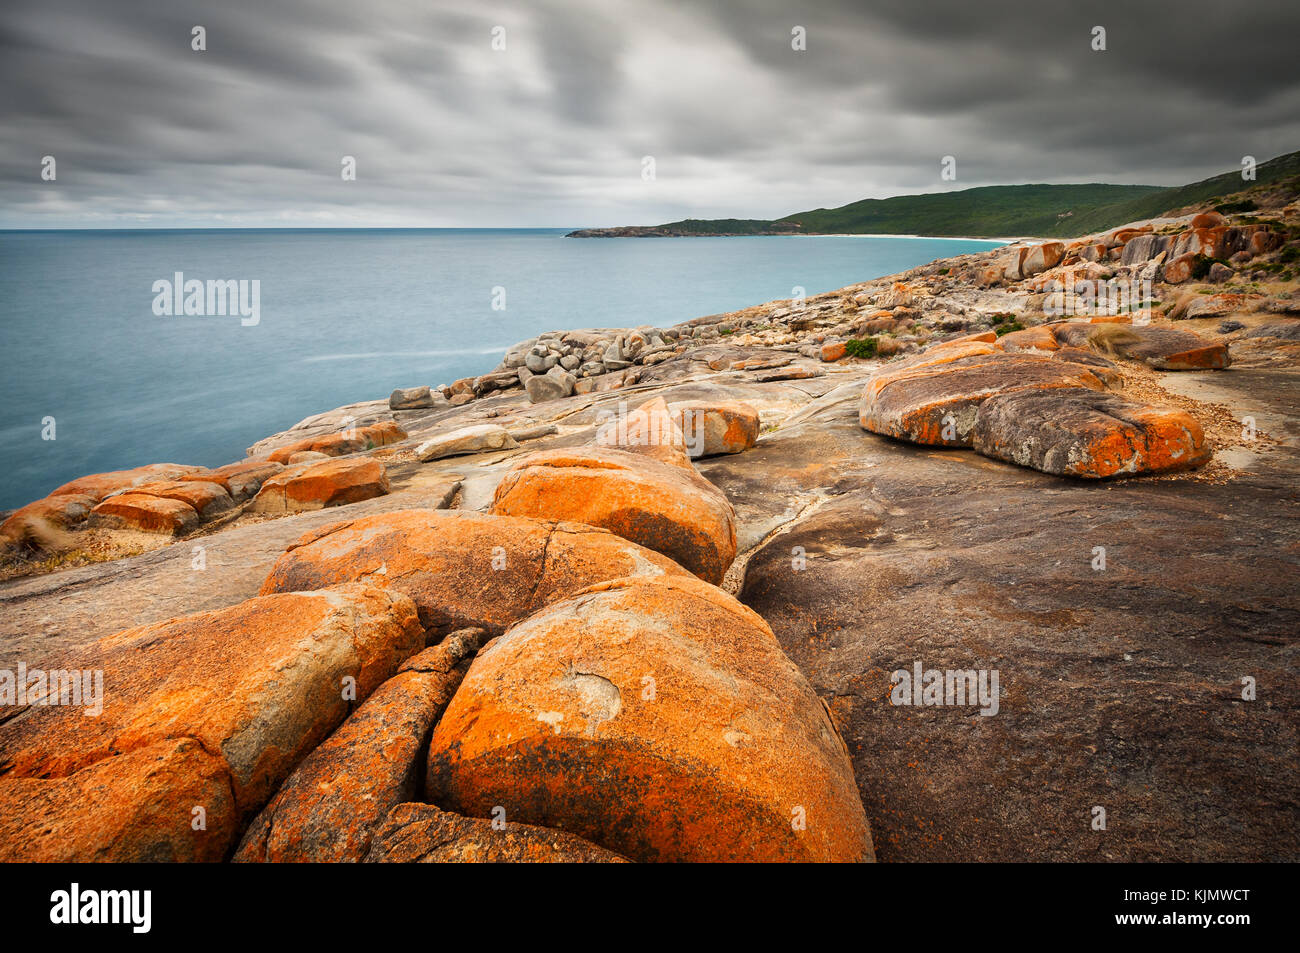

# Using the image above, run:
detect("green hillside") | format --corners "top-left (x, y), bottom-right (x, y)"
top-left (1038, 150), bottom-right (1300, 236)
top-left (578, 150), bottom-right (1300, 239)
top-left (773, 183), bottom-right (1161, 237)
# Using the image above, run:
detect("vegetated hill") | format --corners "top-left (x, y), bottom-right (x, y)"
top-left (567, 150), bottom-right (1300, 238)
top-left (772, 183), bottom-right (1161, 237)
top-left (1045, 149), bottom-right (1300, 236)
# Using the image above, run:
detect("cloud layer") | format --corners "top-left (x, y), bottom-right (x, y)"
top-left (3, 0), bottom-right (1298, 227)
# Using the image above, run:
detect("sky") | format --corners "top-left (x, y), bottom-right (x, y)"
top-left (2, 0), bottom-right (1298, 228)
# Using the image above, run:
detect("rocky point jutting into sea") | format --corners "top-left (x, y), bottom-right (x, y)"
top-left (2, 181), bottom-right (1298, 862)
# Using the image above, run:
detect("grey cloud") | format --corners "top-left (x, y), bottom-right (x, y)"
top-left (1, 0), bottom-right (1297, 228)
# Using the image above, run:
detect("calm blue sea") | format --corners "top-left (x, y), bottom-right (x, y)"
top-left (0, 229), bottom-right (1002, 510)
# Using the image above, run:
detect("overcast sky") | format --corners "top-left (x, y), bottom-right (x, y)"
top-left (2, 0), bottom-right (1298, 228)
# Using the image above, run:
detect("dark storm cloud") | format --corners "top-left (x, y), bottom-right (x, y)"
top-left (1, 0), bottom-right (1297, 227)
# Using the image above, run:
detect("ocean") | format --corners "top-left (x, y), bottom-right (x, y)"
top-left (0, 228), bottom-right (1003, 510)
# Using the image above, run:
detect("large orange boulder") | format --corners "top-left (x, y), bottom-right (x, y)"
top-left (594, 396), bottom-right (691, 468)
top-left (1162, 253), bottom-right (1197, 284)
top-left (88, 492), bottom-right (200, 535)
top-left (116, 479), bottom-right (234, 520)
top-left (260, 510), bottom-right (692, 638)
top-left (426, 575), bottom-right (874, 863)
top-left (859, 352), bottom-right (1107, 447)
top-left (234, 629), bottom-right (482, 863)
top-left (364, 803), bottom-right (629, 863)
top-left (972, 386), bottom-right (1211, 478)
top-left (668, 400), bottom-right (760, 457)
top-left (489, 447), bottom-right (737, 584)
top-left (0, 584), bottom-right (424, 861)
top-left (1021, 241), bottom-right (1066, 276)
top-left (250, 458), bottom-right (389, 514)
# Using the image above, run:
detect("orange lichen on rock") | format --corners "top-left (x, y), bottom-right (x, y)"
top-left (88, 492), bottom-right (200, 535)
top-left (178, 459), bottom-right (283, 501)
top-left (934, 331), bottom-right (998, 348)
top-left (859, 352), bottom-right (1105, 447)
top-left (995, 325), bottom-right (1061, 352)
top-left (593, 396), bottom-right (692, 468)
top-left (234, 629), bottom-right (482, 863)
top-left (820, 341), bottom-right (848, 362)
top-left (116, 479), bottom-right (235, 520)
top-left (47, 463), bottom-right (205, 500)
top-left (425, 574), bottom-right (874, 863)
top-left (0, 493), bottom-right (98, 549)
top-left (250, 457), bottom-right (389, 514)
top-left (0, 584), bottom-right (424, 861)
top-left (489, 447), bottom-right (737, 584)
top-left (0, 739), bottom-right (237, 862)
top-left (972, 386), bottom-right (1211, 478)
top-left (260, 510), bottom-right (691, 638)
top-left (266, 422), bottom-right (408, 464)
top-left (668, 400), bottom-right (760, 457)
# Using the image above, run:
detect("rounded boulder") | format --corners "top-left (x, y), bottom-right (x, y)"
top-left (489, 447), bottom-right (737, 584)
top-left (260, 509), bottom-right (693, 638)
top-left (425, 574), bottom-right (874, 863)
